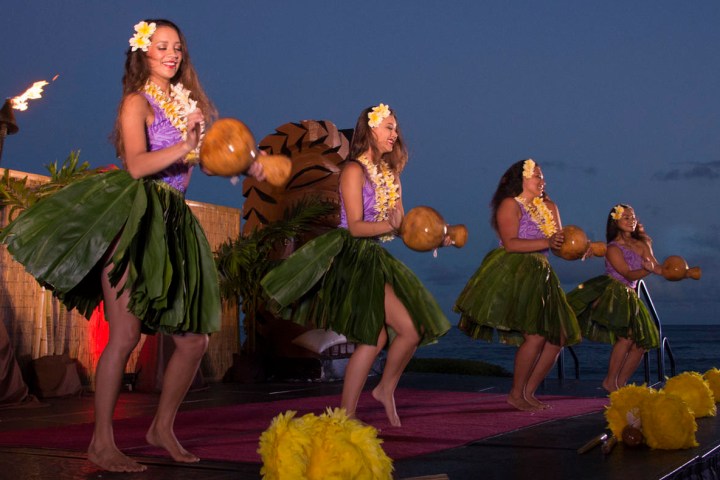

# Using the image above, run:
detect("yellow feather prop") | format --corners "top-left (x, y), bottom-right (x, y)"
top-left (641, 391), bottom-right (698, 450)
top-left (663, 372), bottom-right (716, 418)
top-left (258, 408), bottom-right (393, 479)
top-left (703, 368), bottom-right (720, 403)
top-left (604, 384), bottom-right (656, 439)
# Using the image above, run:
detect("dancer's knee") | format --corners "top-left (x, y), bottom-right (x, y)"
top-left (106, 324), bottom-right (141, 354)
top-left (173, 333), bottom-right (209, 358)
top-left (630, 343), bottom-right (646, 355)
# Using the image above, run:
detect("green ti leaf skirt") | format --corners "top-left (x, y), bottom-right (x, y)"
top-left (260, 228), bottom-right (451, 347)
top-left (454, 248), bottom-right (581, 347)
top-left (566, 275), bottom-right (659, 349)
top-left (0, 169), bottom-right (220, 335)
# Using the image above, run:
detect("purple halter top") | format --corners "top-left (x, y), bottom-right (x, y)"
top-left (499, 199), bottom-right (549, 255)
top-left (339, 162), bottom-right (379, 228)
top-left (605, 241), bottom-right (642, 288)
top-left (142, 91), bottom-right (193, 193)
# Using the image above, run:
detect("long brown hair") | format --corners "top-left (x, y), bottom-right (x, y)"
top-left (348, 105), bottom-right (408, 174)
top-left (112, 19), bottom-right (217, 158)
top-left (606, 204), bottom-right (650, 243)
top-left (490, 159), bottom-right (527, 232)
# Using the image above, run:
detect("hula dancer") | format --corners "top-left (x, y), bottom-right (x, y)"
top-left (1, 19), bottom-right (264, 471)
top-left (454, 159), bottom-right (581, 412)
top-left (566, 204), bottom-right (660, 392)
top-left (262, 104), bottom-right (451, 427)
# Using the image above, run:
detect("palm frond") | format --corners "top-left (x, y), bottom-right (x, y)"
top-left (215, 195), bottom-right (336, 302)
top-left (214, 195), bottom-right (336, 353)
top-left (0, 151), bottom-right (97, 221)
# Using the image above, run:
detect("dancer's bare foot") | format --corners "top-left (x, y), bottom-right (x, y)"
top-left (88, 440), bottom-right (146, 472)
top-left (602, 378), bottom-right (618, 393)
top-left (526, 395), bottom-right (551, 410)
top-left (372, 385), bottom-right (401, 427)
top-left (507, 394), bottom-right (539, 412)
top-left (146, 424), bottom-right (199, 463)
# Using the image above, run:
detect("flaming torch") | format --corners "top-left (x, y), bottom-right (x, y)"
top-left (0, 77), bottom-right (57, 165)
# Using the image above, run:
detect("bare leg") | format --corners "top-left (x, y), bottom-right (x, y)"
top-left (341, 330), bottom-right (387, 418)
top-left (88, 265), bottom-right (145, 472)
top-left (616, 342), bottom-right (645, 388)
top-left (524, 342), bottom-right (562, 409)
top-left (146, 333), bottom-right (208, 463)
top-left (371, 285), bottom-right (420, 427)
top-left (507, 334), bottom-right (545, 411)
top-left (603, 337), bottom-right (633, 392)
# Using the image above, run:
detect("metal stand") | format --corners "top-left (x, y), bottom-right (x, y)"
top-left (638, 279), bottom-right (675, 384)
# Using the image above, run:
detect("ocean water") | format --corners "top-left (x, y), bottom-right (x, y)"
top-left (414, 324), bottom-right (720, 384)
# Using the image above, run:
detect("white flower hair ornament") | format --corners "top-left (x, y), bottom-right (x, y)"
top-left (611, 204), bottom-right (625, 220)
top-left (129, 21), bottom-right (156, 52)
top-left (522, 158), bottom-right (536, 179)
top-left (368, 103), bottom-right (391, 128)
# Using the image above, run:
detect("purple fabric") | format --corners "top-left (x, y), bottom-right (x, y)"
top-left (499, 199), bottom-right (549, 255)
top-left (605, 241), bottom-right (642, 288)
top-left (339, 162), bottom-right (378, 228)
top-left (142, 92), bottom-right (193, 193)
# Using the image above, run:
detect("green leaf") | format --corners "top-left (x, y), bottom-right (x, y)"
top-left (1, 170), bottom-right (138, 291)
top-left (261, 231), bottom-right (343, 307)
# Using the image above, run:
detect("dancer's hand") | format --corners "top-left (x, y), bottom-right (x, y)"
top-left (185, 108), bottom-right (204, 151)
top-left (388, 207), bottom-right (403, 234)
top-left (548, 230), bottom-right (564, 250)
top-left (247, 161), bottom-right (266, 181)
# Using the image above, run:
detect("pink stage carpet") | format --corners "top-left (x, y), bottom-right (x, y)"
top-left (0, 389), bottom-right (608, 462)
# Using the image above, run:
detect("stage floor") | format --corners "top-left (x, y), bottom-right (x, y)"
top-left (1, 373), bottom-right (717, 479)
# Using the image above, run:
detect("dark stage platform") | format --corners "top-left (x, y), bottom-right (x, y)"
top-left (1, 373), bottom-right (718, 479)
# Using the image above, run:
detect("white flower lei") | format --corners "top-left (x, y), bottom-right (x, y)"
top-left (143, 81), bottom-right (203, 163)
top-left (356, 154), bottom-right (400, 242)
top-left (514, 195), bottom-right (558, 238)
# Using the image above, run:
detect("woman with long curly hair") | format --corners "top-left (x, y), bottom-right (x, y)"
top-left (454, 159), bottom-right (581, 411)
top-left (1, 19), bottom-right (264, 471)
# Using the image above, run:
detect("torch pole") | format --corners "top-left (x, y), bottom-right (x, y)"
top-left (0, 98), bottom-right (20, 167)
top-left (0, 123), bottom-right (7, 166)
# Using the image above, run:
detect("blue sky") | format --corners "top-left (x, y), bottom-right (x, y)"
top-left (2, 1), bottom-right (718, 324)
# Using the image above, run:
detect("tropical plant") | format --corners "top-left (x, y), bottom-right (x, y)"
top-left (215, 196), bottom-right (336, 353)
top-left (0, 151), bottom-right (98, 221)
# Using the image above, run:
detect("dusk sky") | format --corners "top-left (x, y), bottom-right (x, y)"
top-left (2, 1), bottom-right (718, 326)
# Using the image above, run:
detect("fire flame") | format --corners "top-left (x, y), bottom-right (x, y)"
top-left (10, 75), bottom-right (59, 111)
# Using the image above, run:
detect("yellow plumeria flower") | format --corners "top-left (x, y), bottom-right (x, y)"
top-left (135, 21), bottom-right (156, 37)
top-left (368, 103), bottom-right (391, 128)
top-left (129, 21), bottom-right (156, 52)
top-left (130, 33), bottom-right (152, 52)
top-left (611, 205), bottom-right (624, 220)
top-left (522, 158), bottom-right (536, 179)
top-left (374, 103), bottom-right (390, 117)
